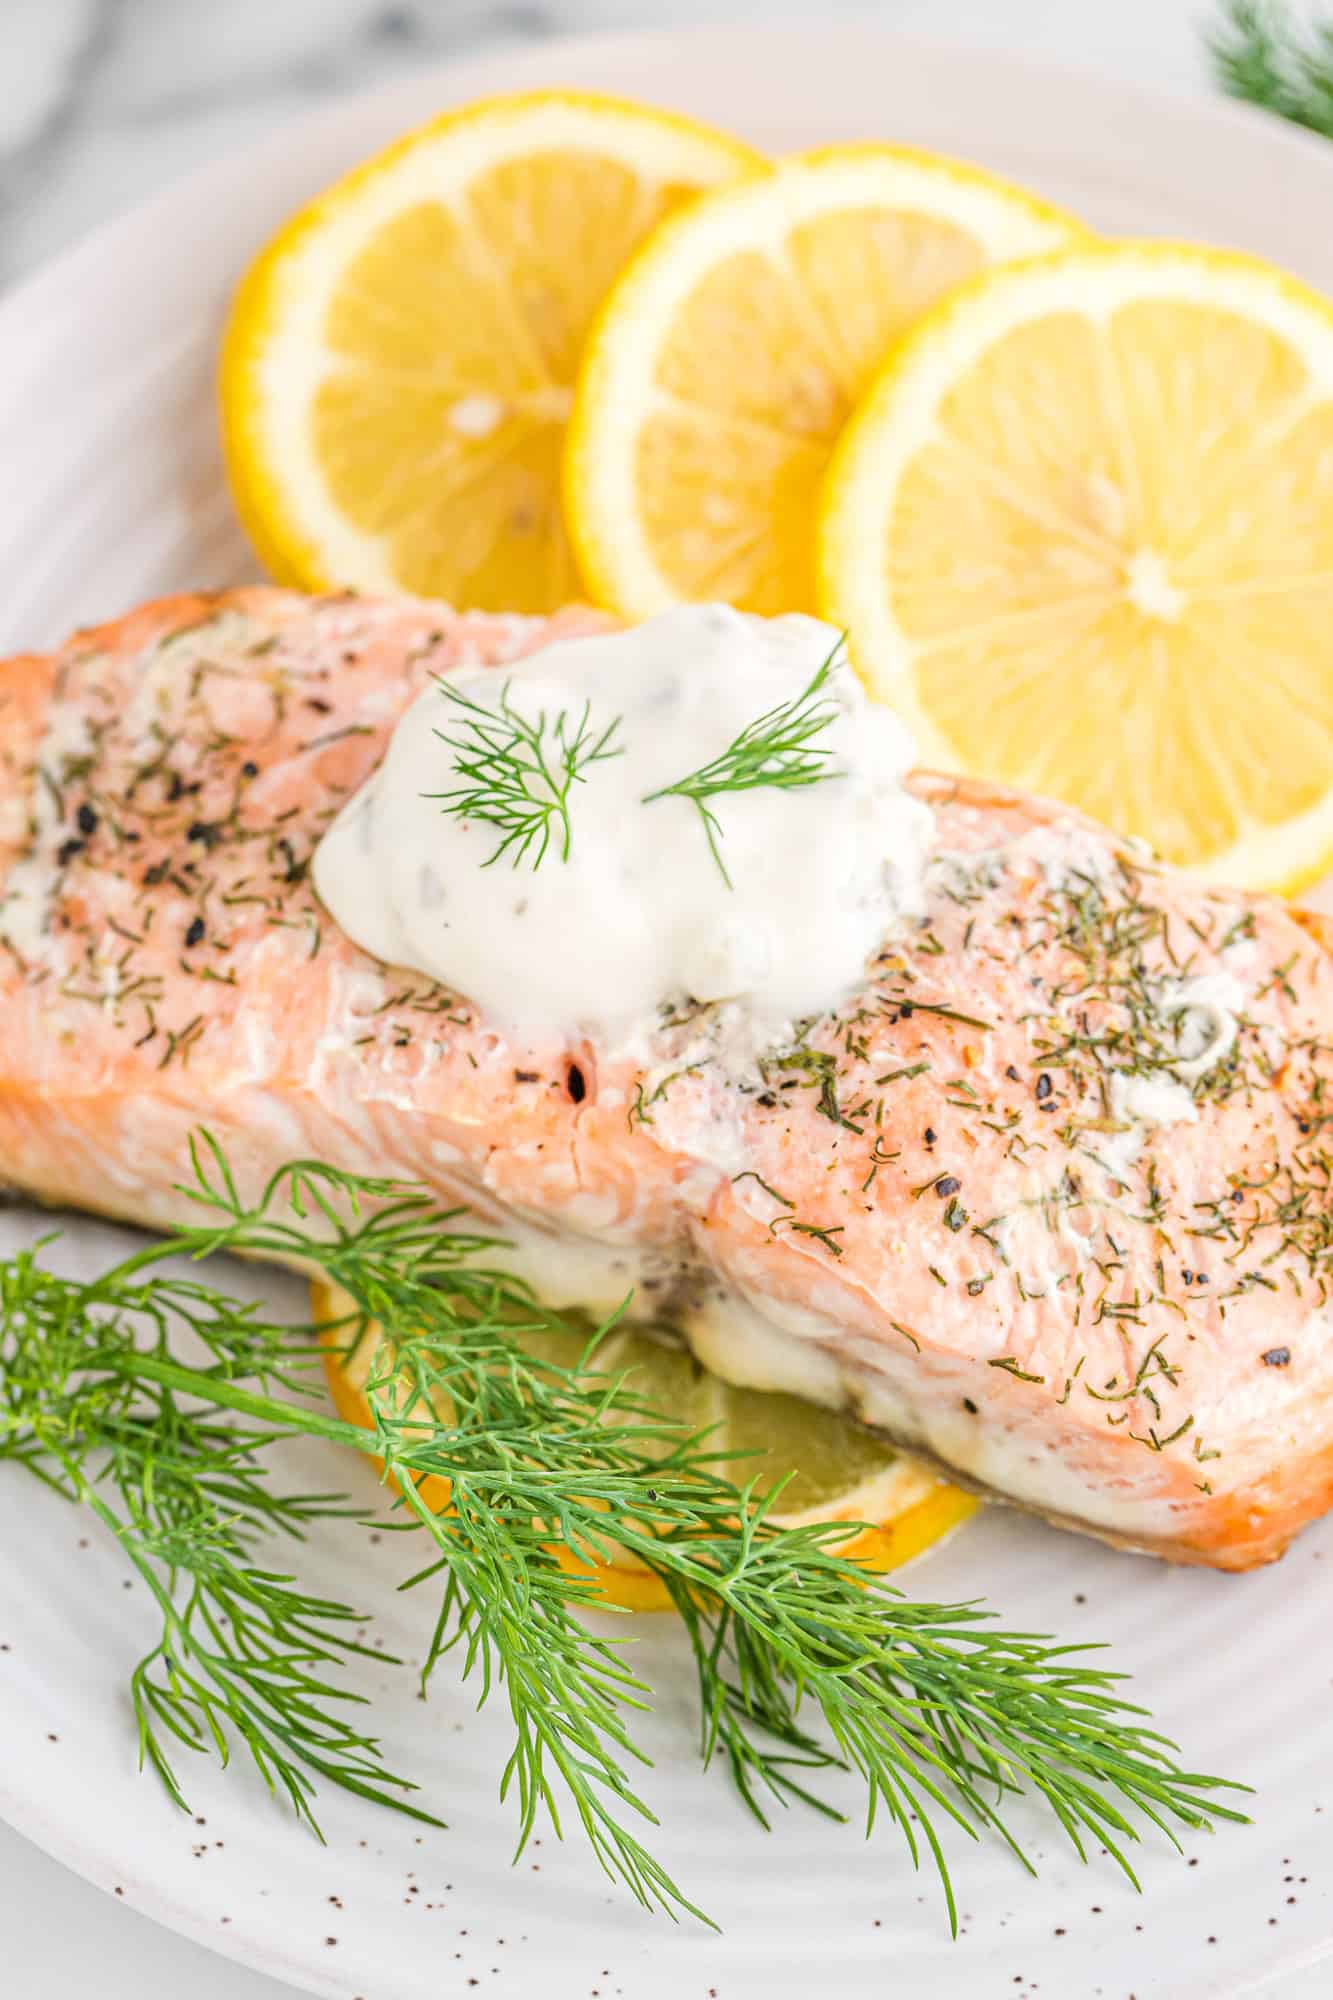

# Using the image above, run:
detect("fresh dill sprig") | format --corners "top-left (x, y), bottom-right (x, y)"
top-left (0, 1139), bottom-right (1246, 1928)
top-left (428, 676), bottom-right (623, 869)
top-left (0, 1234), bottom-right (430, 1834)
top-left (643, 639), bottom-right (847, 887)
top-left (1210, 0), bottom-right (1333, 137)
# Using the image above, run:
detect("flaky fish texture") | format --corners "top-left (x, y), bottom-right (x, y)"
top-left (2, 589), bottom-right (1331, 1569)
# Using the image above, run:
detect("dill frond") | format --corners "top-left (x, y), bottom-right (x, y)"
top-left (428, 676), bottom-right (623, 869)
top-left (643, 638), bottom-right (846, 887)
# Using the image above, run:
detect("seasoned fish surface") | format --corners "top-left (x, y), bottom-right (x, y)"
top-left (2, 588), bottom-right (1331, 1570)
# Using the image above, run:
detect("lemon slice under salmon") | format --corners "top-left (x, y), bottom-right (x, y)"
top-left (314, 1277), bottom-right (975, 1613)
top-left (819, 242), bottom-right (1333, 891)
top-left (564, 145), bottom-right (1085, 617)
top-left (220, 91), bottom-right (761, 613)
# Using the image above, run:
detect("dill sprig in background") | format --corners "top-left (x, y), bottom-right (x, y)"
top-left (0, 1138), bottom-right (1246, 1930)
top-left (1211, 0), bottom-right (1333, 138)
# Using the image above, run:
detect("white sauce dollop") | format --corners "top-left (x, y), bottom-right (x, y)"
top-left (314, 605), bottom-right (931, 1046)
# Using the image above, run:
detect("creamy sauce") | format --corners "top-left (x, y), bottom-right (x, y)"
top-left (314, 605), bottom-right (930, 1046)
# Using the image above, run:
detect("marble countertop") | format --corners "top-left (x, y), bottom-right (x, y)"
top-left (0, 3), bottom-right (1324, 1997)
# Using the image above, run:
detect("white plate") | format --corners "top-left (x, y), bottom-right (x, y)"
top-left (2, 26), bottom-right (1333, 2000)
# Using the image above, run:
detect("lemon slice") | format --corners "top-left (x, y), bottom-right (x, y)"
top-left (820, 242), bottom-right (1333, 891)
top-left (314, 1278), bottom-right (974, 1614)
top-left (565, 145), bottom-right (1083, 617)
top-left (220, 92), bottom-right (760, 613)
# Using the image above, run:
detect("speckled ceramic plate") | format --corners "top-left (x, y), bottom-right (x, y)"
top-left (2, 27), bottom-right (1333, 2000)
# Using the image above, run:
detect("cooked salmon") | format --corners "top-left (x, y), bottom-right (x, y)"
top-left (1, 588), bottom-right (1330, 1570)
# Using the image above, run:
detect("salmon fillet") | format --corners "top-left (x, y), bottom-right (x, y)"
top-left (2, 587), bottom-right (1331, 1571)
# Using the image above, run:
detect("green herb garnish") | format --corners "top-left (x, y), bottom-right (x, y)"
top-left (1210, 0), bottom-right (1333, 138)
top-left (429, 677), bottom-right (623, 869)
top-left (643, 640), bottom-right (846, 888)
top-left (0, 1138), bottom-right (1245, 1929)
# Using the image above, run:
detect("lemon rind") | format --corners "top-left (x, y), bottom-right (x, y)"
top-left (565, 143), bottom-right (1087, 618)
top-left (221, 90), bottom-right (762, 599)
top-left (817, 240), bottom-right (1333, 889)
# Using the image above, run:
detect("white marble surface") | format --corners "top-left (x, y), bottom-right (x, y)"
top-left (0, 2), bottom-right (1327, 1996)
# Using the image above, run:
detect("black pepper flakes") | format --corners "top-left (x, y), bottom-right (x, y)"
top-left (184, 916), bottom-right (206, 949)
top-left (76, 802), bottom-right (98, 837)
top-left (1035, 1072), bottom-right (1053, 1101)
top-left (56, 837), bottom-right (84, 867)
top-left (935, 1175), bottom-right (961, 1198)
top-left (277, 837), bottom-right (306, 883)
top-left (1262, 1347), bottom-right (1291, 1367)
